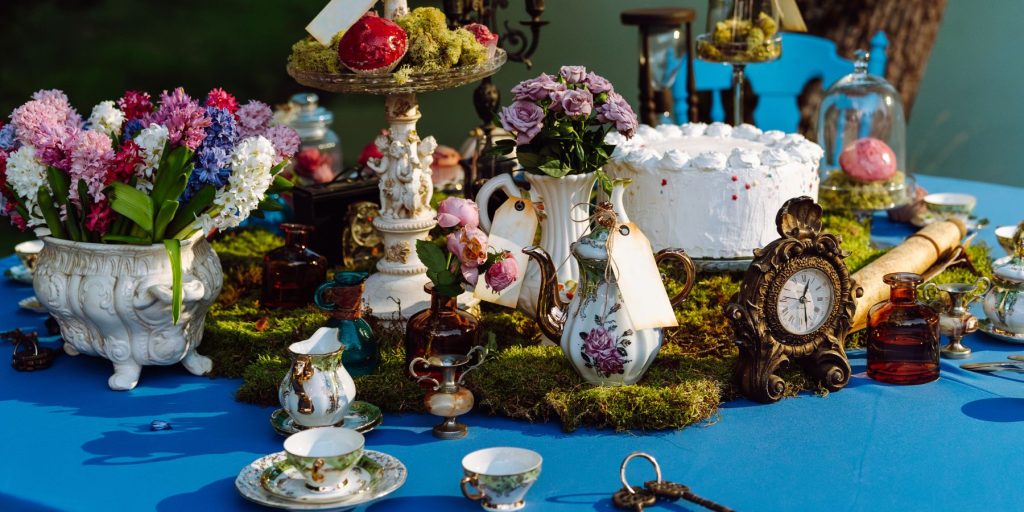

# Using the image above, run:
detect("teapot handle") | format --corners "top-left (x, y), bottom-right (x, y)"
top-left (475, 173), bottom-right (521, 232)
top-left (919, 282), bottom-right (944, 310)
top-left (655, 248), bottom-right (696, 308)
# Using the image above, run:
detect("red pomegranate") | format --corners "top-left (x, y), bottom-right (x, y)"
top-left (463, 23), bottom-right (499, 58)
top-left (338, 13), bottom-right (408, 74)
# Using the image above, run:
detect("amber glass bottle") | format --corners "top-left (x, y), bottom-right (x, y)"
top-left (261, 224), bottom-right (328, 309)
top-left (867, 272), bottom-right (940, 384)
top-left (404, 284), bottom-right (480, 383)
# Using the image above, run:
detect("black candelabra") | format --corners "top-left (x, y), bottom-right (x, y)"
top-left (442, 0), bottom-right (549, 197)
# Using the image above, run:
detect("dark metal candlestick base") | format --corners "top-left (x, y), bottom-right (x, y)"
top-left (433, 418), bottom-right (469, 440)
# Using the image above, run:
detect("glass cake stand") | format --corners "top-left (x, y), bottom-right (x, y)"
top-left (288, 39), bottom-right (506, 323)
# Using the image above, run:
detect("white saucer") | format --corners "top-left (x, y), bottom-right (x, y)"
top-left (979, 318), bottom-right (1024, 344)
top-left (236, 450), bottom-right (406, 511)
top-left (262, 460), bottom-right (372, 504)
top-left (4, 264), bottom-right (32, 284)
top-left (18, 296), bottom-right (47, 313)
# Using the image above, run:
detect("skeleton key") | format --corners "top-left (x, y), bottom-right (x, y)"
top-left (644, 479), bottom-right (735, 512)
top-left (612, 485), bottom-right (657, 512)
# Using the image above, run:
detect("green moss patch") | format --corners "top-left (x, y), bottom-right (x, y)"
top-left (200, 217), bottom-right (991, 431)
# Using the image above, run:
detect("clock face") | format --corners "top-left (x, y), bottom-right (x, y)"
top-left (775, 268), bottom-right (835, 335)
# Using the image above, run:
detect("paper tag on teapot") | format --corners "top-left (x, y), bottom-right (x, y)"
top-left (607, 222), bottom-right (678, 330)
top-left (474, 197), bottom-right (538, 308)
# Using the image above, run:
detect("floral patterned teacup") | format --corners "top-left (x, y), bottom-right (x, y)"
top-left (461, 447), bottom-right (542, 511)
top-left (282, 427), bottom-right (364, 492)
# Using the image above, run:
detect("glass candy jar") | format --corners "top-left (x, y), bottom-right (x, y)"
top-left (261, 224), bottom-right (328, 309)
top-left (315, 272), bottom-right (379, 376)
top-left (818, 51), bottom-right (912, 212)
top-left (867, 273), bottom-right (940, 385)
top-left (695, 0), bottom-right (781, 125)
top-left (284, 92), bottom-right (342, 185)
top-left (405, 284), bottom-right (481, 384)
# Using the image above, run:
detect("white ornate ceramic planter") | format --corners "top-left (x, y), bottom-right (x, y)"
top-left (33, 233), bottom-right (223, 390)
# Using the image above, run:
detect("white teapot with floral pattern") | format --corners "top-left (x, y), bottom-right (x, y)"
top-left (523, 187), bottom-right (696, 385)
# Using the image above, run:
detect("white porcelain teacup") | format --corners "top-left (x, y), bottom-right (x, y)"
top-left (995, 225), bottom-right (1019, 255)
top-left (14, 240), bottom-right (43, 273)
top-left (461, 447), bottom-right (542, 511)
top-left (924, 193), bottom-right (976, 221)
top-left (283, 427), bottom-right (364, 492)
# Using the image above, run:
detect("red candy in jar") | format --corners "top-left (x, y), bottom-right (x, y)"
top-left (338, 13), bottom-right (408, 74)
top-left (839, 137), bottom-right (897, 183)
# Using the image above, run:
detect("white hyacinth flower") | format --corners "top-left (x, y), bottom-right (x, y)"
top-left (133, 123), bottom-right (168, 192)
top-left (87, 100), bottom-right (126, 139)
top-left (192, 135), bottom-right (277, 234)
top-left (5, 145), bottom-right (50, 227)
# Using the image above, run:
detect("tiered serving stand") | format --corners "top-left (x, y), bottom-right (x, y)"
top-left (287, 1), bottom-right (506, 322)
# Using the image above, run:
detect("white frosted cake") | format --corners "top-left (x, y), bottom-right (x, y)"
top-left (606, 122), bottom-right (822, 259)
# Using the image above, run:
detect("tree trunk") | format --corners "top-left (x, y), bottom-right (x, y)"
top-left (798, 0), bottom-right (948, 115)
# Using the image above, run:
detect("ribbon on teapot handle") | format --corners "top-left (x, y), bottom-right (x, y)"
top-left (475, 196), bottom-right (539, 308)
top-left (607, 221), bottom-right (679, 331)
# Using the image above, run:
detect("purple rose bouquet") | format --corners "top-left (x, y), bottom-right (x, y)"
top-left (416, 197), bottom-right (518, 298)
top-left (493, 65), bottom-right (638, 190)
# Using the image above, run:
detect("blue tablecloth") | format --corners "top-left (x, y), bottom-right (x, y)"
top-left (2, 175), bottom-right (1023, 512)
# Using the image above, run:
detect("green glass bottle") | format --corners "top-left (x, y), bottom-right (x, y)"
top-left (314, 272), bottom-right (379, 376)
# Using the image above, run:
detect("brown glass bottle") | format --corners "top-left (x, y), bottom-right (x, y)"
top-left (405, 283), bottom-right (481, 383)
top-left (261, 224), bottom-right (328, 309)
top-left (867, 272), bottom-right (940, 384)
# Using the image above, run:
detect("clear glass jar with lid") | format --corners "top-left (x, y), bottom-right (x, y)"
top-left (818, 50), bottom-right (911, 212)
top-left (283, 92), bottom-right (342, 185)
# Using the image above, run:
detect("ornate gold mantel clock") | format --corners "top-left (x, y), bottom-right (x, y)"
top-left (725, 197), bottom-right (863, 403)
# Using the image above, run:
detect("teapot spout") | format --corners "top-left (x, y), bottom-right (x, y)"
top-left (522, 246), bottom-right (568, 341)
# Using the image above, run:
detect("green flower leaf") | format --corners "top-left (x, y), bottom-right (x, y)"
top-left (36, 188), bottom-right (65, 239)
top-left (163, 238), bottom-right (183, 324)
top-left (109, 181), bottom-right (154, 237)
top-left (153, 199), bottom-right (179, 240)
top-left (166, 185), bottom-right (215, 238)
top-left (416, 239), bottom-right (447, 274)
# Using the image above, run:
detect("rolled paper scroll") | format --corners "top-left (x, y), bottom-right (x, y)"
top-left (850, 220), bottom-right (966, 331)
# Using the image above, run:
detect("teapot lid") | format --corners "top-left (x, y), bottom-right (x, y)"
top-left (993, 255), bottom-right (1024, 283)
top-left (573, 227), bottom-right (610, 262)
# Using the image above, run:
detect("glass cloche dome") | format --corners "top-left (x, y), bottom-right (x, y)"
top-left (818, 50), bottom-right (911, 212)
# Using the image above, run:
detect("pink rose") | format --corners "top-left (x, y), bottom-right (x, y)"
top-left (583, 72), bottom-right (613, 94)
top-left (511, 73), bottom-right (564, 102)
top-left (559, 65), bottom-right (587, 84)
top-left (499, 100), bottom-right (545, 145)
top-left (446, 226), bottom-right (488, 268)
top-left (581, 326), bottom-right (625, 376)
top-left (436, 197), bottom-right (480, 228)
top-left (462, 265), bottom-right (480, 286)
top-left (596, 92), bottom-right (638, 139)
top-left (556, 89), bottom-right (593, 118)
top-left (484, 252), bottom-right (518, 292)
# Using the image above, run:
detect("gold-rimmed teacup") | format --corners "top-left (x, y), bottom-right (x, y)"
top-left (461, 447), bottom-right (542, 511)
top-left (282, 427), bottom-right (364, 492)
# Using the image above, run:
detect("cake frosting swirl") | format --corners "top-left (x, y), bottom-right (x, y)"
top-left (606, 122), bottom-right (822, 259)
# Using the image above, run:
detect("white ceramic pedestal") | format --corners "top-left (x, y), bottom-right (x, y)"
top-left (363, 94), bottom-right (438, 321)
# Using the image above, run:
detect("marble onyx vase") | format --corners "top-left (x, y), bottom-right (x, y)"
top-left (33, 233), bottom-right (223, 390)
